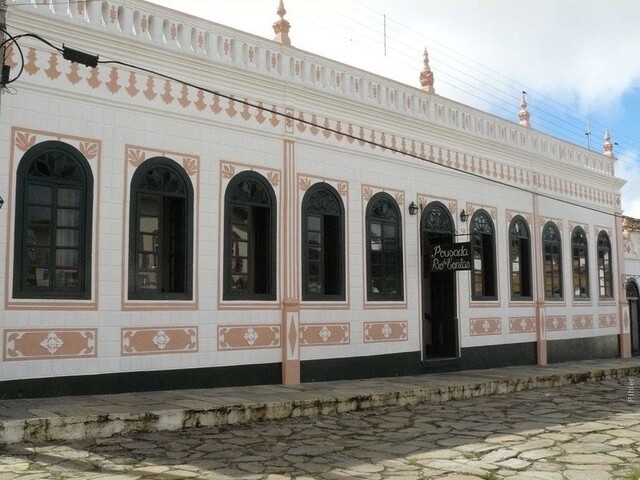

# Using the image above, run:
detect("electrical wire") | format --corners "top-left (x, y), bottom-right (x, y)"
top-left (1, 27), bottom-right (634, 221)
top-left (345, 0), bottom-right (640, 154)
top-left (286, 0), bottom-right (640, 163)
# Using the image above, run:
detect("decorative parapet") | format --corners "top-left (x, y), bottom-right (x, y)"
top-left (11, 0), bottom-right (615, 177)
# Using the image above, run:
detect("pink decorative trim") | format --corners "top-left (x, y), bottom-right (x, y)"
top-left (20, 45), bottom-right (617, 207)
top-left (509, 317), bottom-right (536, 334)
top-left (217, 325), bottom-right (281, 350)
top-left (572, 315), bottom-right (594, 330)
top-left (469, 318), bottom-right (502, 336)
top-left (299, 323), bottom-right (350, 346)
top-left (597, 314), bottom-right (617, 328)
top-left (4, 328), bottom-right (97, 361)
top-left (363, 321), bottom-right (408, 343)
top-left (545, 316), bottom-right (567, 331)
top-left (121, 327), bottom-right (197, 355)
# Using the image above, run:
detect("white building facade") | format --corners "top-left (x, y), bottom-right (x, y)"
top-left (0, 0), bottom-right (630, 398)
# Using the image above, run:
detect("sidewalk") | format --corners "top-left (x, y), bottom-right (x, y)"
top-left (1, 358), bottom-right (639, 445)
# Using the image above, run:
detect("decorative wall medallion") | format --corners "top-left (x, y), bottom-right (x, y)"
top-left (121, 327), bottom-right (197, 355)
top-left (299, 323), bottom-right (350, 346)
top-left (218, 325), bottom-right (280, 350)
top-left (597, 314), bottom-right (617, 328)
top-left (469, 318), bottom-right (501, 336)
top-left (4, 329), bottom-right (96, 361)
top-left (363, 321), bottom-right (407, 342)
top-left (545, 316), bottom-right (567, 331)
top-left (509, 317), bottom-right (536, 334)
top-left (572, 315), bottom-right (594, 330)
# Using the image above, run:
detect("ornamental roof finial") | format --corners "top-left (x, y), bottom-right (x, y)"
top-left (419, 47), bottom-right (435, 94)
top-left (603, 129), bottom-right (614, 157)
top-left (273, 0), bottom-right (291, 46)
top-left (518, 91), bottom-right (531, 128)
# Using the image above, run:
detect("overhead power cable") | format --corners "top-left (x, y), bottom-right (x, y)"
top-left (0, 27), bottom-right (632, 221)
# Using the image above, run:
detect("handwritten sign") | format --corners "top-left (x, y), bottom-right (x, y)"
top-left (428, 242), bottom-right (472, 272)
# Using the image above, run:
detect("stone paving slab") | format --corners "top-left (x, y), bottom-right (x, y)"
top-left (1, 358), bottom-right (639, 444)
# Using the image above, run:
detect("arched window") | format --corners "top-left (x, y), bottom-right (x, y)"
top-left (597, 231), bottom-right (613, 298)
top-left (366, 192), bottom-right (403, 301)
top-left (128, 158), bottom-right (193, 300)
top-left (543, 222), bottom-right (563, 300)
top-left (571, 227), bottom-right (590, 299)
top-left (223, 171), bottom-right (276, 300)
top-left (301, 183), bottom-right (345, 301)
top-left (509, 216), bottom-right (532, 299)
top-left (471, 210), bottom-right (496, 300)
top-left (13, 141), bottom-right (93, 299)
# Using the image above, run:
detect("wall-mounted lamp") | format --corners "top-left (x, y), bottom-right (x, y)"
top-left (459, 209), bottom-right (469, 222)
top-left (0, 195), bottom-right (4, 210)
top-left (408, 201), bottom-right (419, 216)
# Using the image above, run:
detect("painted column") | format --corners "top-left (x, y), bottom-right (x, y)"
top-left (615, 213), bottom-right (631, 357)
top-left (281, 138), bottom-right (301, 383)
top-left (532, 193), bottom-right (547, 365)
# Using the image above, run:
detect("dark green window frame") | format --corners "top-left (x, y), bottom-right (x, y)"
top-left (223, 171), bottom-right (277, 301)
top-left (509, 216), bottom-right (532, 300)
top-left (571, 227), bottom-right (590, 300)
top-left (366, 192), bottom-right (403, 302)
top-left (13, 141), bottom-right (93, 299)
top-left (597, 231), bottom-right (613, 299)
top-left (301, 183), bottom-right (345, 301)
top-left (471, 210), bottom-right (497, 300)
top-left (543, 222), bottom-right (563, 300)
top-left (128, 157), bottom-right (193, 300)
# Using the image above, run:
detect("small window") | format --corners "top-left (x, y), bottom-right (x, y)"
top-left (543, 222), bottom-right (563, 300)
top-left (366, 192), bottom-right (403, 301)
top-left (301, 183), bottom-right (345, 301)
top-left (13, 141), bottom-right (93, 299)
top-left (223, 171), bottom-right (276, 301)
top-left (509, 216), bottom-right (532, 299)
top-left (128, 158), bottom-right (193, 300)
top-left (471, 210), bottom-right (496, 300)
top-left (597, 231), bottom-right (613, 298)
top-left (571, 227), bottom-right (590, 299)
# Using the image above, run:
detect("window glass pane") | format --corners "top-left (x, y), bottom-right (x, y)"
top-left (232, 257), bottom-right (248, 274)
top-left (26, 265), bottom-right (50, 287)
top-left (232, 222), bottom-right (248, 242)
top-left (308, 231), bottom-right (321, 247)
top-left (58, 188), bottom-right (81, 207)
top-left (56, 229), bottom-right (79, 247)
top-left (231, 274), bottom-right (248, 290)
top-left (28, 184), bottom-right (51, 204)
top-left (308, 247), bottom-right (320, 261)
top-left (139, 196), bottom-right (159, 216)
top-left (137, 272), bottom-right (157, 290)
top-left (232, 206), bottom-right (249, 225)
top-left (56, 249), bottom-right (79, 268)
top-left (139, 216), bottom-right (158, 234)
top-left (139, 234), bottom-right (156, 252)
top-left (138, 253), bottom-right (157, 270)
top-left (55, 269), bottom-right (79, 288)
top-left (383, 224), bottom-right (396, 239)
top-left (308, 278), bottom-right (322, 293)
top-left (307, 215), bottom-right (321, 231)
top-left (28, 207), bottom-right (51, 246)
top-left (308, 262), bottom-right (320, 276)
top-left (57, 208), bottom-right (80, 228)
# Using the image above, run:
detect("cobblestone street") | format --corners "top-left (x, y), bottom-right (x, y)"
top-left (1, 376), bottom-right (639, 479)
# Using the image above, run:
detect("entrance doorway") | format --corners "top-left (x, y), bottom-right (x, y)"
top-left (627, 280), bottom-right (640, 356)
top-left (421, 202), bottom-right (458, 359)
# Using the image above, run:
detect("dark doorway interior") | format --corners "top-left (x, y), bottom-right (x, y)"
top-left (421, 203), bottom-right (458, 359)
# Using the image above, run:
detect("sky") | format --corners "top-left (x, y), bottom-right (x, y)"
top-left (148, 0), bottom-right (640, 217)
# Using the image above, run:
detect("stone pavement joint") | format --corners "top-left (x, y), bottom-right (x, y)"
top-left (0, 358), bottom-right (639, 445)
